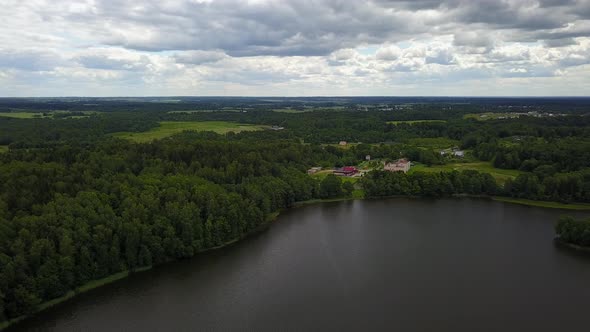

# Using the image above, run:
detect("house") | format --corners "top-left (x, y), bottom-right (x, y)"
top-left (384, 159), bottom-right (411, 173)
top-left (307, 167), bottom-right (322, 175)
top-left (339, 141), bottom-right (347, 146)
top-left (271, 125), bottom-right (284, 130)
top-left (334, 166), bottom-right (358, 176)
top-left (365, 155), bottom-right (371, 161)
top-left (453, 150), bottom-right (465, 157)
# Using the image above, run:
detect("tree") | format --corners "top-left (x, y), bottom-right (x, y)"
top-left (342, 181), bottom-right (355, 197)
top-left (319, 175), bottom-right (343, 199)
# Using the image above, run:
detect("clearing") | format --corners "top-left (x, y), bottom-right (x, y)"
top-left (387, 120), bottom-right (446, 125)
top-left (113, 121), bottom-right (266, 142)
top-left (0, 146), bottom-right (8, 153)
top-left (410, 161), bottom-right (522, 184)
top-left (0, 112), bottom-right (52, 119)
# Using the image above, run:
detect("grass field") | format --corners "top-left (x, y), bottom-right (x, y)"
top-left (387, 120), bottom-right (446, 125)
top-left (0, 146), bottom-right (7, 153)
top-left (113, 121), bottom-right (266, 142)
top-left (0, 112), bottom-right (52, 119)
top-left (493, 197), bottom-right (590, 210)
top-left (168, 109), bottom-right (245, 114)
top-left (310, 170), bottom-right (361, 182)
top-left (410, 161), bottom-right (522, 183)
top-left (272, 108), bottom-right (308, 113)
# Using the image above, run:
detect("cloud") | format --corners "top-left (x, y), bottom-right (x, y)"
top-left (0, 49), bottom-right (64, 71)
top-left (425, 49), bottom-right (455, 65)
top-left (173, 51), bottom-right (227, 65)
top-left (76, 54), bottom-right (150, 71)
top-left (1, 0), bottom-right (590, 96)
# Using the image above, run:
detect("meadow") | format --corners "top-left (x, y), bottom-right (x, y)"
top-left (387, 120), bottom-right (446, 125)
top-left (0, 112), bottom-right (52, 119)
top-left (410, 161), bottom-right (522, 183)
top-left (112, 121), bottom-right (266, 142)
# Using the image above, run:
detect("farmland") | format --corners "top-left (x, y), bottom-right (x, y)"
top-left (0, 112), bottom-right (52, 119)
top-left (112, 121), bottom-right (266, 142)
top-left (410, 161), bottom-right (523, 184)
top-left (387, 120), bottom-right (446, 125)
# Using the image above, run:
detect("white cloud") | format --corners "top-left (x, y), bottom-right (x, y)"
top-left (1, 0), bottom-right (589, 96)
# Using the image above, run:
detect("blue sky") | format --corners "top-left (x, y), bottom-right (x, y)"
top-left (1, 0), bottom-right (590, 96)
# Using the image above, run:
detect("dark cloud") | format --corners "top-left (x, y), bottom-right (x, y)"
top-left (544, 37), bottom-right (579, 47)
top-left (58, 0), bottom-right (588, 57)
top-left (173, 51), bottom-right (227, 65)
top-left (2, 0), bottom-right (590, 96)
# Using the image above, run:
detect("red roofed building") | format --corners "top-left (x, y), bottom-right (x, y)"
top-left (334, 166), bottom-right (358, 176)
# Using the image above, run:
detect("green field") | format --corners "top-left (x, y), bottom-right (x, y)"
top-left (493, 197), bottom-right (590, 210)
top-left (272, 108), bottom-right (308, 113)
top-left (113, 121), bottom-right (266, 142)
top-left (310, 170), bottom-right (361, 182)
top-left (0, 112), bottom-right (52, 119)
top-left (387, 120), bottom-right (446, 125)
top-left (410, 161), bottom-right (522, 183)
top-left (0, 146), bottom-right (8, 153)
top-left (168, 109), bottom-right (245, 114)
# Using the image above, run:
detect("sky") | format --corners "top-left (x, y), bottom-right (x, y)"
top-left (1, 0), bottom-right (590, 97)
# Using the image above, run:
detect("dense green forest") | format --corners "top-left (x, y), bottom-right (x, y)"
top-left (1, 97), bottom-right (590, 323)
top-left (555, 216), bottom-right (590, 248)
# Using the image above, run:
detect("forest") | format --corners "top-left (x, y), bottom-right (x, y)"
top-left (555, 216), bottom-right (590, 248)
top-left (1, 97), bottom-right (590, 323)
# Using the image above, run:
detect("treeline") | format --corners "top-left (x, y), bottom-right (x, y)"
top-left (0, 136), bottom-right (349, 322)
top-left (504, 171), bottom-right (590, 203)
top-left (472, 137), bottom-right (590, 173)
top-left (0, 113), bottom-right (158, 147)
top-left (361, 170), bottom-right (499, 198)
top-left (361, 169), bottom-right (590, 203)
top-left (555, 216), bottom-right (590, 247)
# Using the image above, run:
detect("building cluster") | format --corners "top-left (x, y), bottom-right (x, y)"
top-left (383, 159), bottom-right (411, 173)
top-left (334, 166), bottom-right (359, 176)
top-left (440, 147), bottom-right (465, 158)
top-left (307, 167), bottom-right (322, 175)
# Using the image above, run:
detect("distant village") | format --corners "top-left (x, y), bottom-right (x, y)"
top-left (307, 140), bottom-right (469, 178)
top-left (308, 157), bottom-right (412, 178)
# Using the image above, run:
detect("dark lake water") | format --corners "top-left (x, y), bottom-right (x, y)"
top-left (9, 198), bottom-right (590, 332)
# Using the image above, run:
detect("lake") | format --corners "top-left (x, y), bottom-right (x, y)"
top-left (9, 198), bottom-right (590, 332)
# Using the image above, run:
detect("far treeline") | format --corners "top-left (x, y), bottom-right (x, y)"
top-left (1, 97), bottom-right (590, 324)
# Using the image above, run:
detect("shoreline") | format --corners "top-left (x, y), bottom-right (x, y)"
top-left (554, 237), bottom-right (590, 254)
top-left (0, 266), bottom-right (152, 331)
top-left (3, 194), bottom-right (588, 330)
top-left (1, 212), bottom-right (282, 331)
top-left (491, 196), bottom-right (590, 210)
